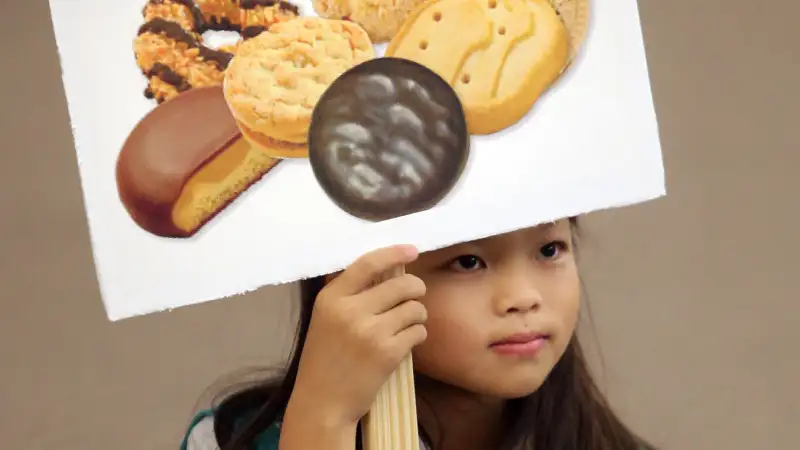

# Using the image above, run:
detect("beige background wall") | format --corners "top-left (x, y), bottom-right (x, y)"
top-left (1, 0), bottom-right (797, 449)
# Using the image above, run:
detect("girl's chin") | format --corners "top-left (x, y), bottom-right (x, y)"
top-left (451, 370), bottom-right (552, 400)
top-left (484, 378), bottom-right (548, 399)
top-left (414, 362), bottom-right (555, 400)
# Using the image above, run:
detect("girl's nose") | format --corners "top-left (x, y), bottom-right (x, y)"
top-left (496, 289), bottom-right (542, 315)
top-left (492, 269), bottom-right (543, 315)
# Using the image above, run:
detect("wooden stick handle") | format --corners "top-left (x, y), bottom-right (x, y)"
top-left (362, 266), bottom-right (420, 450)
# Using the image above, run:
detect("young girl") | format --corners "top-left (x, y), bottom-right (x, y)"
top-left (181, 218), bottom-right (655, 450)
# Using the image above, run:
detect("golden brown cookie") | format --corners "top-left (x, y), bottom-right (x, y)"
top-left (223, 17), bottom-right (376, 155)
top-left (386, 0), bottom-right (570, 135)
top-left (385, 0), bottom-right (493, 84)
top-left (142, 0), bottom-right (204, 33)
top-left (134, 0), bottom-right (299, 103)
top-left (549, 0), bottom-right (590, 60)
top-left (194, 0), bottom-right (300, 32)
top-left (135, 18), bottom-right (233, 103)
top-left (311, 0), bottom-right (428, 44)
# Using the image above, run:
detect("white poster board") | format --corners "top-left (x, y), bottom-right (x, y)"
top-left (48, 0), bottom-right (664, 321)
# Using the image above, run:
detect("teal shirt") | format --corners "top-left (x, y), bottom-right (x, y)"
top-left (181, 408), bottom-right (649, 450)
top-left (180, 409), bottom-right (281, 450)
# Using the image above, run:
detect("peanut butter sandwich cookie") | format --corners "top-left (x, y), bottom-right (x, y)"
top-left (312, 0), bottom-right (428, 44)
top-left (135, 0), bottom-right (299, 103)
top-left (386, 0), bottom-right (570, 135)
top-left (223, 17), bottom-right (376, 158)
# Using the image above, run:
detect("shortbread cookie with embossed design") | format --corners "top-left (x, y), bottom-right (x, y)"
top-left (386, 0), bottom-right (570, 135)
top-left (223, 17), bottom-right (376, 157)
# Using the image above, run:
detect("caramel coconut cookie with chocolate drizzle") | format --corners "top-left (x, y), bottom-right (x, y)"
top-left (135, 0), bottom-right (299, 103)
top-left (195, 0), bottom-right (301, 33)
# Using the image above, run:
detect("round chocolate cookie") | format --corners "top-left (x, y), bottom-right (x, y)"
top-left (308, 57), bottom-right (470, 222)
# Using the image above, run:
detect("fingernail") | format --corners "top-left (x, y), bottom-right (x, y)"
top-left (401, 245), bottom-right (418, 258)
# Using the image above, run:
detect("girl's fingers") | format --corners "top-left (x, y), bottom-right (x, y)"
top-left (360, 274), bottom-right (427, 315)
top-left (325, 245), bottom-right (419, 298)
top-left (377, 299), bottom-right (428, 335)
top-left (391, 323), bottom-right (428, 354)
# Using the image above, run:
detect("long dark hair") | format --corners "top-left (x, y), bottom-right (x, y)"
top-left (211, 226), bottom-right (656, 450)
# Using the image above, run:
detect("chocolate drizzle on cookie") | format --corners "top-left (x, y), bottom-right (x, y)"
top-left (136, 0), bottom-right (299, 102)
top-left (240, 0), bottom-right (300, 15)
top-left (141, 0), bottom-right (297, 36)
top-left (138, 18), bottom-right (234, 70)
top-left (241, 25), bottom-right (269, 39)
top-left (144, 0), bottom-right (204, 31)
top-left (143, 63), bottom-right (192, 100)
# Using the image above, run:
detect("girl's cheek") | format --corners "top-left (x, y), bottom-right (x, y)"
top-left (412, 318), bottom-right (474, 379)
top-left (555, 276), bottom-right (581, 332)
top-left (415, 300), bottom-right (464, 347)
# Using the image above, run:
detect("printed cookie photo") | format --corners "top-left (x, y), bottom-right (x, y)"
top-left (136, 0), bottom-right (301, 103)
top-left (120, 0), bottom-right (591, 238)
top-left (124, 3), bottom-right (379, 238)
top-left (223, 17), bottom-right (376, 158)
top-left (49, 0), bottom-right (663, 321)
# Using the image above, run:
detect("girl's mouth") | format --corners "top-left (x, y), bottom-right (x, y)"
top-left (490, 333), bottom-right (550, 357)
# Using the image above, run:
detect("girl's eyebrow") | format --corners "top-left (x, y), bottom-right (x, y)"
top-left (537, 221), bottom-right (557, 232)
top-left (536, 221), bottom-right (575, 237)
top-left (435, 221), bottom-right (566, 258)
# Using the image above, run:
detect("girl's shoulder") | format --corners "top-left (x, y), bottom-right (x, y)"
top-left (180, 409), bottom-right (281, 450)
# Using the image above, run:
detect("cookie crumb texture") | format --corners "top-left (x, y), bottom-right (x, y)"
top-left (311, 0), bottom-right (429, 44)
top-left (134, 0), bottom-right (300, 103)
top-left (223, 17), bottom-right (376, 145)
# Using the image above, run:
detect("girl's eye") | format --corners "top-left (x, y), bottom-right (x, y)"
top-left (448, 255), bottom-right (486, 272)
top-left (538, 241), bottom-right (567, 260)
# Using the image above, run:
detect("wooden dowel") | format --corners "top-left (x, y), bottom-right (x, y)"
top-left (362, 266), bottom-right (420, 450)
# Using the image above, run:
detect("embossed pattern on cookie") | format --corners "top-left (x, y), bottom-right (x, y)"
top-left (467, 0), bottom-right (570, 134)
top-left (455, 0), bottom-right (535, 108)
top-left (386, 0), bottom-right (570, 135)
top-left (385, 0), bottom-right (493, 84)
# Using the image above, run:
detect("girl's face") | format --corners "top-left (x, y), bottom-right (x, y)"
top-left (406, 220), bottom-right (580, 399)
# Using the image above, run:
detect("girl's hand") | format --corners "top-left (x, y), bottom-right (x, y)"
top-left (287, 245), bottom-right (428, 428)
